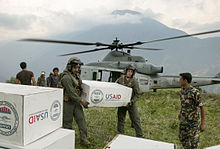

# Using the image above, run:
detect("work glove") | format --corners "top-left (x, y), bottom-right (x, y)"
top-left (127, 100), bottom-right (134, 107)
top-left (81, 100), bottom-right (90, 108)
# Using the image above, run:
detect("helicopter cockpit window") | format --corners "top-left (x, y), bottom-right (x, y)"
top-left (97, 70), bottom-right (111, 82)
top-left (97, 70), bottom-right (102, 81)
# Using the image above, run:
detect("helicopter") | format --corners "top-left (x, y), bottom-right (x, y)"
top-left (20, 29), bottom-right (220, 93)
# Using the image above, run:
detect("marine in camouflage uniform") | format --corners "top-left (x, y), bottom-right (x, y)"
top-left (61, 57), bottom-right (90, 145)
top-left (178, 73), bottom-right (205, 149)
top-left (116, 64), bottom-right (143, 137)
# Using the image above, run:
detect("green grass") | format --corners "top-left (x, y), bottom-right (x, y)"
top-left (72, 89), bottom-right (220, 149)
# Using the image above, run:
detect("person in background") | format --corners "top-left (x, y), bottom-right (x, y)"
top-left (16, 62), bottom-right (36, 85)
top-left (46, 73), bottom-right (53, 86)
top-left (48, 67), bottom-right (59, 88)
top-left (37, 71), bottom-right (46, 87)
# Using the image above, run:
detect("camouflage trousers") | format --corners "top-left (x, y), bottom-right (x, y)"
top-left (63, 101), bottom-right (88, 141)
top-left (117, 103), bottom-right (143, 137)
top-left (179, 123), bottom-right (200, 149)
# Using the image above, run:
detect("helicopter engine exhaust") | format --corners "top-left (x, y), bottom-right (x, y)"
top-left (135, 63), bottom-right (163, 75)
top-left (151, 66), bottom-right (163, 74)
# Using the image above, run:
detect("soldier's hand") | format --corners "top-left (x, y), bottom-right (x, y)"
top-left (80, 100), bottom-right (90, 108)
top-left (127, 102), bottom-right (132, 107)
top-left (200, 123), bottom-right (205, 132)
top-left (83, 101), bottom-right (90, 108)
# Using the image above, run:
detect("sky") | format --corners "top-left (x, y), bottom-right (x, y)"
top-left (0, 0), bottom-right (220, 41)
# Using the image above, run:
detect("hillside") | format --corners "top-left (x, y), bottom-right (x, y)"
top-left (73, 89), bottom-right (220, 149)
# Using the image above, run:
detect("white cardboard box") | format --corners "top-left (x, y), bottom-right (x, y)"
top-left (81, 80), bottom-right (132, 107)
top-left (205, 145), bottom-right (220, 149)
top-left (0, 83), bottom-right (63, 146)
top-left (0, 128), bottom-right (75, 149)
top-left (104, 134), bottom-right (176, 149)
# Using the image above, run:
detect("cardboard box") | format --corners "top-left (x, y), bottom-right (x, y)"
top-left (0, 128), bottom-right (75, 149)
top-left (0, 83), bottom-right (63, 146)
top-left (205, 145), bottom-right (220, 149)
top-left (104, 134), bottom-right (176, 149)
top-left (81, 80), bottom-right (132, 107)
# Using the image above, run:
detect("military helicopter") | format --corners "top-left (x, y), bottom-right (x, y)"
top-left (20, 29), bottom-right (220, 92)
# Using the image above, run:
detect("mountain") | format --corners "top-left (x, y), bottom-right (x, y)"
top-left (111, 10), bottom-right (141, 15)
top-left (0, 16), bottom-right (220, 93)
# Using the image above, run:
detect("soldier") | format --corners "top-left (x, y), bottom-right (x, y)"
top-left (16, 62), bottom-right (36, 85)
top-left (61, 57), bottom-right (90, 145)
top-left (116, 64), bottom-right (143, 137)
top-left (178, 73), bottom-right (205, 149)
top-left (37, 71), bottom-right (46, 87)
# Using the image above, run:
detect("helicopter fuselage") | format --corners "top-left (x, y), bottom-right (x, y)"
top-left (81, 65), bottom-right (220, 93)
top-left (86, 51), bottom-right (163, 75)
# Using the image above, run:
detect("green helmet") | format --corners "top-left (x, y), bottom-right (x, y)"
top-left (125, 64), bottom-right (136, 77)
top-left (67, 57), bottom-right (83, 71)
top-left (126, 64), bottom-right (136, 71)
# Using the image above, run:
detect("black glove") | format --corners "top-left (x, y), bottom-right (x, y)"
top-left (127, 100), bottom-right (134, 107)
top-left (82, 101), bottom-right (90, 108)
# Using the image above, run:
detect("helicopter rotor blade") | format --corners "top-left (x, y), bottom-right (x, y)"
top-left (19, 39), bottom-right (111, 46)
top-left (122, 42), bottom-right (144, 47)
top-left (122, 29), bottom-right (220, 46)
top-left (142, 29), bottom-right (220, 44)
top-left (59, 47), bottom-right (110, 56)
top-left (125, 46), bottom-right (163, 51)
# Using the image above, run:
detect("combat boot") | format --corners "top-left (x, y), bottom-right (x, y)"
top-left (80, 139), bottom-right (91, 146)
top-left (136, 135), bottom-right (145, 138)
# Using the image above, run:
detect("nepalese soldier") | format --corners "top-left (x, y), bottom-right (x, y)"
top-left (61, 57), bottom-right (90, 146)
top-left (178, 73), bottom-right (205, 149)
top-left (37, 71), bottom-right (46, 87)
top-left (115, 64), bottom-right (144, 138)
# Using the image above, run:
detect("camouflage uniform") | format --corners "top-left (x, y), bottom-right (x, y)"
top-left (179, 85), bottom-right (203, 149)
top-left (116, 76), bottom-right (143, 137)
top-left (61, 71), bottom-right (88, 141)
top-left (37, 77), bottom-right (46, 86)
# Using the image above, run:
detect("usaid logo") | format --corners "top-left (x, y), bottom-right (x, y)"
top-left (105, 94), bottom-right (121, 100)
top-left (50, 100), bottom-right (61, 121)
top-left (91, 89), bottom-right (104, 104)
top-left (0, 101), bottom-right (19, 136)
top-left (28, 110), bottom-right (48, 125)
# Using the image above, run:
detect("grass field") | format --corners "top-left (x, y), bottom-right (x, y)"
top-left (72, 89), bottom-right (220, 149)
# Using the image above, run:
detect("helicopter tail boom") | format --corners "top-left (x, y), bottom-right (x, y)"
top-left (150, 73), bottom-right (220, 90)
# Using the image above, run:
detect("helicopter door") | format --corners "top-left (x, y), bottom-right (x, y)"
top-left (97, 70), bottom-right (102, 81)
top-left (97, 70), bottom-right (111, 82)
top-left (111, 72), bottom-right (121, 82)
top-left (97, 71), bottom-right (120, 82)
